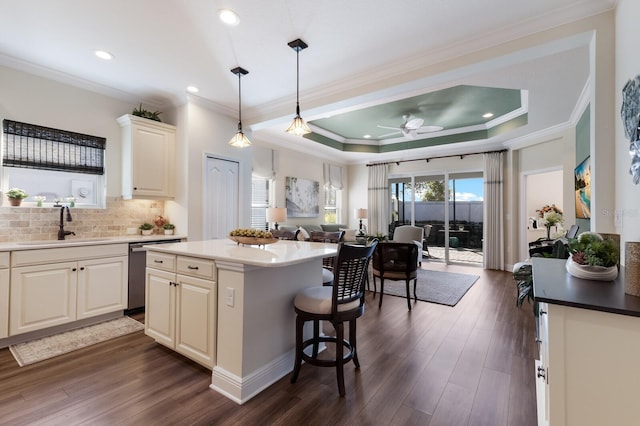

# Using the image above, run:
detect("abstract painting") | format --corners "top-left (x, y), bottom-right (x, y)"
top-left (285, 176), bottom-right (319, 218)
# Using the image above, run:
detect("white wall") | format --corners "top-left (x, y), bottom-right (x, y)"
top-left (615, 0), bottom-right (640, 261)
top-left (182, 100), bottom-right (251, 241)
top-left (255, 142), bottom-right (350, 227)
top-left (0, 65), bottom-right (131, 198)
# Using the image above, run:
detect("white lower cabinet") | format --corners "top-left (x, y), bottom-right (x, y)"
top-left (77, 256), bottom-right (128, 319)
top-left (146, 252), bottom-right (216, 368)
top-left (9, 244), bottom-right (128, 336)
top-left (10, 261), bottom-right (78, 335)
top-left (536, 302), bottom-right (640, 426)
top-left (0, 252), bottom-right (11, 339)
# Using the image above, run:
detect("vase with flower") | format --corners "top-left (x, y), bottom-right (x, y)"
top-left (537, 204), bottom-right (563, 240)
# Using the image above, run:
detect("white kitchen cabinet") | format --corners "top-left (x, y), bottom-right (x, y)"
top-left (117, 114), bottom-right (176, 200)
top-left (10, 244), bottom-right (129, 336)
top-left (10, 261), bottom-right (78, 335)
top-left (533, 258), bottom-right (640, 426)
top-left (0, 252), bottom-right (11, 339)
top-left (77, 256), bottom-right (128, 319)
top-left (535, 303), bottom-right (640, 426)
top-left (145, 252), bottom-right (217, 368)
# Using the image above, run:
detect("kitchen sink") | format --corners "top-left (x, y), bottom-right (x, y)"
top-left (16, 238), bottom-right (112, 245)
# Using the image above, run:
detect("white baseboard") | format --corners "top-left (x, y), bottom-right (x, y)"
top-left (210, 350), bottom-right (294, 405)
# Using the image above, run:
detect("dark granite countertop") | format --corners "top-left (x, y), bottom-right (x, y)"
top-left (532, 257), bottom-right (640, 317)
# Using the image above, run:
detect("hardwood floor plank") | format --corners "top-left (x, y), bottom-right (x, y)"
top-left (467, 368), bottom-right (511, 426)
top-left (507, 355), bottom-right (537, 426)
top-left (428, 383), bottom-right (474, 426)
top-left (447, 328), bottom-right (492, 391)
top-left (404, 333), bottom-right (467, 416)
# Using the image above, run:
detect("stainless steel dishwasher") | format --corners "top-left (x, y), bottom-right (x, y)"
top-left (127, 239), bottom-right (182, 313)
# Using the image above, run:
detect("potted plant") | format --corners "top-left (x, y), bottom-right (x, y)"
top-left (566, 232), bottom-right (619, 280)
top-left (6, 188), bottom-right (28, 206)
top-left (132, 103), bottom-right (162, 122)
top-left (139, 223), bottom-right (154, 236)
top-left (163, 223), bottom-right (175, 235)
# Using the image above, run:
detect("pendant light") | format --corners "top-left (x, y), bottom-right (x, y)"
top-left (285, 38), bottom-right (311, 136)
top-left (229, 66), bottom-right (251, 147)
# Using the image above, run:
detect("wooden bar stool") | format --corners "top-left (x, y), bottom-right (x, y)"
top-left (290, 240), bottom-right (378, 396)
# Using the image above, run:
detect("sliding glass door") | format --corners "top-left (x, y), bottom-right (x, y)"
top-left (447, 172), bottom-right (484, 264)
top-left (389, 172), bottom-right (484, 265)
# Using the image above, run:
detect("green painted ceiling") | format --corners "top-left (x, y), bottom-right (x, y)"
top-left (305, 85), bottom-right (526, 153)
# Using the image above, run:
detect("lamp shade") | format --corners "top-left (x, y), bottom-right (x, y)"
top-left (266, 207), bottom-right (287, 223)
top-left (355, 208), bottom-right (367, 219)
top-left (228, 131), bottom-right (251, 148)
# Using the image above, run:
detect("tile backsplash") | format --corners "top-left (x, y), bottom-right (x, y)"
top-left (0, 198), bottom-right (165, 242)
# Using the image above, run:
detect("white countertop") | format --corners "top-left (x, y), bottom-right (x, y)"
top-left (145, 239), bottom-right (337, 267)
top-left (0, 234), bottom-right (186, 251)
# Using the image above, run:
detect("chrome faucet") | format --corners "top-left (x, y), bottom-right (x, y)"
top-left (58, 206), bottom-right (75, 240)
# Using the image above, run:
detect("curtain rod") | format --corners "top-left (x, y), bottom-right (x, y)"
top-left (365, 148), bottom-right (507, 167)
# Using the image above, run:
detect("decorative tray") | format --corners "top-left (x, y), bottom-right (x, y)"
top-left (229, 236), bottom-right (278, 246)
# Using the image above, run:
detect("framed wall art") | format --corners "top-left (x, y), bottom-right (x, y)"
top-left (285, 176), bottom-right (319, 218)
top-left (574, 156), bottom-right (591, 219)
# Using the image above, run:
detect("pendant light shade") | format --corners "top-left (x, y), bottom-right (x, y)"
top-left (229, 66), bottom-right (251, 148)
top-left (286, 38), bottom-right (311, 136)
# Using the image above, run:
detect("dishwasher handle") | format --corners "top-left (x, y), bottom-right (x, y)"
top-left (130, 245), bottom-right (147, 253)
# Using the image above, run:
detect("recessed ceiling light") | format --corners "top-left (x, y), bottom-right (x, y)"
top-left (186, 85), bottom-right (199, 93)
top-left (218, 9), bottom-right (240, 26)
top-left (363, 134), bottom-right (371, 139)
top-left (483, 112), bottom-right (494, 118)
top-left (94, 50), bottom-right (113, 60)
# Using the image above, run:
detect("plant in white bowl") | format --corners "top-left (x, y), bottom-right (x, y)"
top-left (163, 223), bottom-right (175, 235)
top-left (139, 223), bottom-right (154, 236)
top-left (566, 232), bottom-right (619, 281)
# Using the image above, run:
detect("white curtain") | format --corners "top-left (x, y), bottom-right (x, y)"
top-left (483, 151), bottom-right (504, 270)
top-left (367, 163), bottom-right (389, 236)
top-left (323, 163), bottom-right (343, 190)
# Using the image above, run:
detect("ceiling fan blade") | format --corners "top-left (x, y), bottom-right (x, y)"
top-left (416, 125), bottom-right (444, 133)
top-left (378, 131), bottom-right (401, 138)
top-left (405, 118), bottom-right (424, 129)
top-left (377, 125), bottom-right (401, 130)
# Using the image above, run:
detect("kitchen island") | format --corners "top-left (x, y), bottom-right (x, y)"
top-left (143, 238), bottom-right (337, 404)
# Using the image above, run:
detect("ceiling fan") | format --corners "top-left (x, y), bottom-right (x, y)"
top-left (377, 114), bottom-right (443, 138)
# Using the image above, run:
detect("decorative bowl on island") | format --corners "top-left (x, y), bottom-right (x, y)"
top-left (229, 229), bottom-right (278, 246)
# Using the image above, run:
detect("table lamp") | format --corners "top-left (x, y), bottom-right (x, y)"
top-left (355, 208), bottom-right (367, 235)
top-left (266, 207), bottom-right (287, 230)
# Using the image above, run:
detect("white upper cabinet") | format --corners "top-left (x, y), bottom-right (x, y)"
top-left (117, 114), bottom-right (176, 200)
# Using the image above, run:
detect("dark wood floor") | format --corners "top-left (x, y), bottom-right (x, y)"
top-left (0, 263), bottom-right (537, 425)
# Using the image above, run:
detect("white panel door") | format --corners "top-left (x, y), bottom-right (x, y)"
top-left (204, 157), bottom-right (239, 239)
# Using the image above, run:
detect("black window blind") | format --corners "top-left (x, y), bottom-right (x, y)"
top-left (2, 119), bottom-right (105, 175)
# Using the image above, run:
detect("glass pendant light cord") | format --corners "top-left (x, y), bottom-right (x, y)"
top-left (295, 47), bottom-right (301, 116)
top-left (237, 72), bottom-right (243, 131)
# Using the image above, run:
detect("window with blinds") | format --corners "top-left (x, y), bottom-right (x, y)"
top-left (324, 185), bottom-right (338, 223)
top-left (251, 176), bottom-right (271, 230)
top-left (2, 119), bottom-right (105, 174)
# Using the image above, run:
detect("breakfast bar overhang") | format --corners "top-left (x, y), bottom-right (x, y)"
top-left (144, 239), bottom-right (337, 404)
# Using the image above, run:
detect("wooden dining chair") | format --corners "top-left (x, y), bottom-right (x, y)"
top-left (371, 242), bottom-right (419, 310)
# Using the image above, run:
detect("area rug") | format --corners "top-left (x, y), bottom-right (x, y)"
top-left (375, 268), bottom-right (479, 306)
top-left (9, 316), bottom-right (144, 367)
